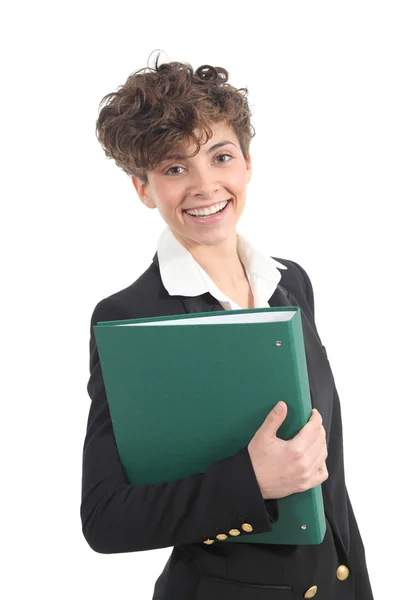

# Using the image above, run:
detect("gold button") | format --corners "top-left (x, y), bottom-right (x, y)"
top-left (241, 523), bottom-right (253, 532)
top-left (336, 565), bottom-right (350, 581)
top-left (304, 585), bottom-right (318, 598)
top-left (228, 528), bottom-right (241, 536)
top-left (203, 539), bottom-right (214, 545)
top-left (216, 533), bottom-right (228, 541)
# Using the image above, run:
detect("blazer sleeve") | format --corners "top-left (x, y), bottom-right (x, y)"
top-left (80, 298), bottom-right (278, 554)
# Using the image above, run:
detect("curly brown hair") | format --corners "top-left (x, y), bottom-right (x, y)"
top-left (95, 52), bottom-right (255, 185)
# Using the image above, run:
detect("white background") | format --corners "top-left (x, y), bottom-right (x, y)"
top-left (2, 1), bottom-right (399, 599)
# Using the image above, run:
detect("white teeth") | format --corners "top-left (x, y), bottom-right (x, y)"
top-left (186, 200), bottom-right (228, 217)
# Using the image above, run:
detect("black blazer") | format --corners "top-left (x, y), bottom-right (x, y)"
top-left (81, 253), bottom-right (374, 600)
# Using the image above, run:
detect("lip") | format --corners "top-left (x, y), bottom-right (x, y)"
top-left (183, 199), bottom-right (231, 224)
top-left (183, 199), bottom-right (231, 212)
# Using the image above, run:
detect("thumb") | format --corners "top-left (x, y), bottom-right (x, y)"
top-left (266, 401), bottom-right (288, 433)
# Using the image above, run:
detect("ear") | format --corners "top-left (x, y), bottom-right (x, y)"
top-left (245, 152), bottom-right (252, 184)
top-left (131, 176), bottom-right (157, 209)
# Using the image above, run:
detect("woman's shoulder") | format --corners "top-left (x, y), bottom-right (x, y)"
top-left (272, 257), bottom-right (315, 316)
top-left (89, 259), bottom-right (182, 325)
top-left (271, 256), bottom-right (310, 284)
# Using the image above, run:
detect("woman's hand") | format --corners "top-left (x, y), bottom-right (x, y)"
top-left (247, 402), bottom-right (329, 500)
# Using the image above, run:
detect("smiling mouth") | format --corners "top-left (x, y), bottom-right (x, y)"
top-left (183, 199), bottom-right (232, 216)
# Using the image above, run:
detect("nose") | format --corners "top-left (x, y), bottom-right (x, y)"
top-left (189, 165), bottom-right (221, 198)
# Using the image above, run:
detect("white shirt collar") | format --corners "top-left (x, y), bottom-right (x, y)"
top-left (157, 226), bottom-right (287, 303)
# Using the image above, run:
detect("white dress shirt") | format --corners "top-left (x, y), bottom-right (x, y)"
top-left (157, 226), bottom-right (288, 310)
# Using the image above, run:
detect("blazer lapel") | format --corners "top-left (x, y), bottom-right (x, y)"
top-left (178, 292), bottom-right (223, 315)
top-left (178, 282), bottom-right (292, 314)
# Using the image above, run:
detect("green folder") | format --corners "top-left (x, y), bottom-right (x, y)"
top-left (94, 306), bottom-right (326, 545)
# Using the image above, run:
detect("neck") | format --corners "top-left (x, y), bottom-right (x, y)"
top-left (179, 233), bottom-right (248, 290)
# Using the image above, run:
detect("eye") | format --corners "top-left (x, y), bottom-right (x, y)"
top-left (164, 165), bottom-right (185, 176)
top-left (216, 153), bottom-right (233, 163)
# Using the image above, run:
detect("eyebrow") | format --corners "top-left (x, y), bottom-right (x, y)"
top-left (161, 140), bottom-right (237, 163)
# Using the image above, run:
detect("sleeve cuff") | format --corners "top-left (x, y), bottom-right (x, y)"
top-left (264, 498), bottom-right (279, 523)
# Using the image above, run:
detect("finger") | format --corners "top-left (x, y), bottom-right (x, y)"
top-left (292, 410), bottom-right (323, 449)
top-left (313, 447), bottom-right (328, 474)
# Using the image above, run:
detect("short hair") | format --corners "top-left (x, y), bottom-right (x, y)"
top-left (95, 52), bottom-right (255, 185)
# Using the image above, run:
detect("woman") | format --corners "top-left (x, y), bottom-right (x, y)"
top-left (81, 54), bottom-right (374, 599)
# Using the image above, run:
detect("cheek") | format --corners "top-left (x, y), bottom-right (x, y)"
top-left (227, 168), bottom-right (248, 190)
top-left (154, 190), bottom-right (179, 212)
top-left (164, 196), bottom-right (182, 212)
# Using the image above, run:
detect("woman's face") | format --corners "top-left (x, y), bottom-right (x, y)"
top-left (132, 121), bottom-right (252, 252)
